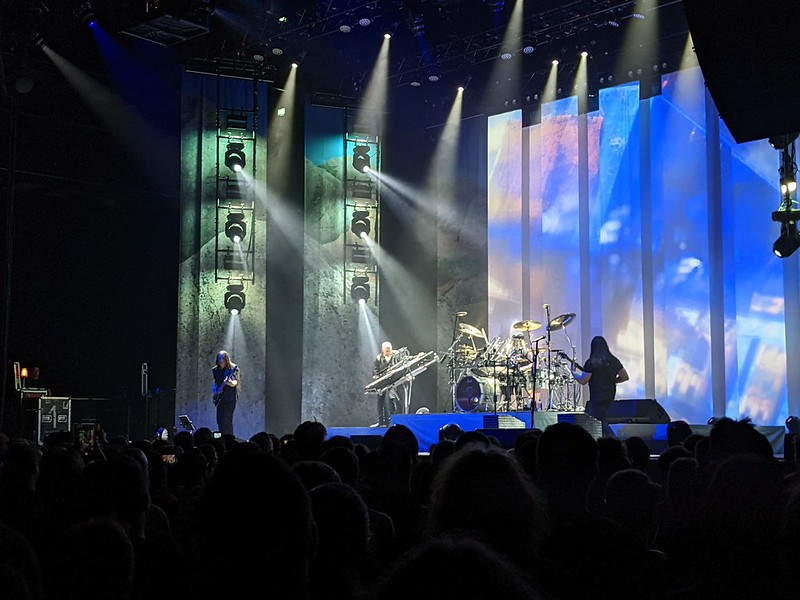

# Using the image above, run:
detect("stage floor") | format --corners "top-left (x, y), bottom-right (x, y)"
top-left (326, 411), bottom-right (786, 455)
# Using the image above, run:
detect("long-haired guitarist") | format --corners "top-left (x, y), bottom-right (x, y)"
top-left (212, 350), bottom-right (239, 436)
top-left (565, 336), bottom-right (628, 422)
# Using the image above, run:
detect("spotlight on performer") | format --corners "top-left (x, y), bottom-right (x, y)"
top-left (352, 145), bottom-right (371, 173)
top-left (351, 210), bottom-right (371, 239)
top-left (225, 213), bottom-right (247, 244)
top-left (350, 275), bottom-right (370, 304)
top-left (225, 142), bottom-right (247, 173)
top-left (224, 283), bottom-right (246, 315)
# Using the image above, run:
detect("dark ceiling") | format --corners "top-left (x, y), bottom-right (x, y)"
top-left (2, 0), bottom-right (691, 114)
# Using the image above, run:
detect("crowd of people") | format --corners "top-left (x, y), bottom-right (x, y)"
top-left (0, 416), bottom-right (798, 599)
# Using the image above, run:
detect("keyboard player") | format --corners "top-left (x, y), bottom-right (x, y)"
top-left (372, 341), bottom-right (400, 427)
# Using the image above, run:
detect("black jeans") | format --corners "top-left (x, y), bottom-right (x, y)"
top-left (377, 393), bottom-right (396, 426)
top-left (216, 399), bottom-right (236, 436)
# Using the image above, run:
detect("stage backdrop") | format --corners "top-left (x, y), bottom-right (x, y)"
top-left (302, 104), bottom-right (382, 426)
top-left (176, 73), bottom-right (269, 438)
top-left (486, 66), bottom-right (800, 426)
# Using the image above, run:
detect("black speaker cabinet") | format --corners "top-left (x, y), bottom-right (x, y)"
top-left (605, 399), bottom-right (670, 425)
top-left (22, 396), bottom-right (71, 443)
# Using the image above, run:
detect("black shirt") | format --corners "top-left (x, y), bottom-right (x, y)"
top-left (212, 365), bottom-right (238, 403)
top-left (583, 355), bottom-right (623, 409)
top-left (373, 353), bottom-right (398, 378)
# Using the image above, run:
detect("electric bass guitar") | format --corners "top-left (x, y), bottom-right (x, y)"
top-left (212, 365), bottom-right (238, 406)
top-left (556, 351), bottom-right (584, 372)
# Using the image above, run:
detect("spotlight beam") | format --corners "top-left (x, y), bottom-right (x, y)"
top-left (360, 236), bottom-right (435, 328)
top-left (41, 47), bottom-right (172, 184)
top-left (481, 0), bottom-right (525, 106)
top-left (355, 35), bottom-right (390, 132)
top-left (268, 66), bottom-right (298, 184)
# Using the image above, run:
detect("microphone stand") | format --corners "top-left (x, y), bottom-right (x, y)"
top-left (544, 304), bottom-right (552, 410)
top-left (449, 312), bottom-right (465, 411)
top-left (530, 338), bottom-right (543, 417)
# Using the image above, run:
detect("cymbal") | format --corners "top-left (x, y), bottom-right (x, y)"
top-left (548, 313), bottom-right (576, 331)
top-left (456, 344), bottom-right (477, 354)
top-left (458, 322), bottom-right (483, 337)
top-left (512, 320), bottom-right (542, 332)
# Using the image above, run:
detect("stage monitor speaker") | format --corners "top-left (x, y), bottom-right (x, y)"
top-left (605, 399), bottom-right (670, 425)
top-left (683, 0), bottom-right (800, 143)
top-left (557, 412), bottom-right (603, 440)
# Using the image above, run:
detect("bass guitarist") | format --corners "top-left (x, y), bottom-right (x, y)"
top-left (212, 350), bottom-right (239, 436)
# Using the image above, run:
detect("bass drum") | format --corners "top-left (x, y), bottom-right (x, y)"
top-left (455, 375), bottom-right (500, 412)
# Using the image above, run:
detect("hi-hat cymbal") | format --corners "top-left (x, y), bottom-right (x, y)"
top-left (512, 320), bottom-right (542, 332)
top-left (458, 322), bottom-right (483, 337)
top-left (548, 313), bottom-right (576, 331)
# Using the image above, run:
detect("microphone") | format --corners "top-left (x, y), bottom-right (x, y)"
top-left (543, 304), bottom-right (549, 310)
top-left (531, 335), bottom-right (546, 343)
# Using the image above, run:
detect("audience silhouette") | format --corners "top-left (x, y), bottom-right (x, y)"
top-left (0, 416), bottom-right (796, 600)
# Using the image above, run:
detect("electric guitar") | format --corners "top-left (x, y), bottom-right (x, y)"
top-left (212, 365), bottom-right (238, 406)
top-left (556, 351), bottom-right (584, 372)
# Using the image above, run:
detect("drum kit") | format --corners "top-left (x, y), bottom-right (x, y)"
top-left (443, 309), bottom-right (582, 413)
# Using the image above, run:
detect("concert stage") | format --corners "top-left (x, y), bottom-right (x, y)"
top-left (327, 412), bottom-right (786, 455)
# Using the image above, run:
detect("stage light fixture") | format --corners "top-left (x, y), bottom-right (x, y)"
top-left (75, 1), bottom-right (96, 27)
top-left (226, 114), bottom-right (248, 130)
top-left (787, 416), bottom-right (800, 434)
top-left (359, 17), bottom-right (372, 26)
top-left (352, 145), bottom-right (371, 173)
top-left (291, 62), bottom-right (298, 69)
top-left (272, 47), bottom-right (284, 56)
top-left (252, 47), bottom-right (267, 62)
top-left (224, 284), bottom-right (246, 315)
top-left (384, 33), bottom-right (392, 39)
top-left (581, 51), bottom-right (589, 58)
top-left (339, 22), bottom-right (352, 33)
top-left (773, 222), bottom-right (800, 258)
top-left (522, 42), bottom-right (535, 54)
top-left (225, 213), bottom-right (247, 244)
top-left (500, 51), bottom-right (513, 60)
top-left (552, 59), bottom-right (559, 66)
top-left (225, 142), bottom-right (246, 173)
top-left (351, 210), bottom-right (371, 239)
top-left (32, 32), bottom-right (46, 50)
top-left (350, 276), bottom-right (370, 304)
top-left (457, 86), bottom-right (464, 93)
top-left (771, 137), bottom-right (800, 258)
top-left (351, 180), bottom-right (373, 199)
top-left (351, 247), bottom-right (371, 264)
top-left (223, 253), bottom-right (246, 271)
